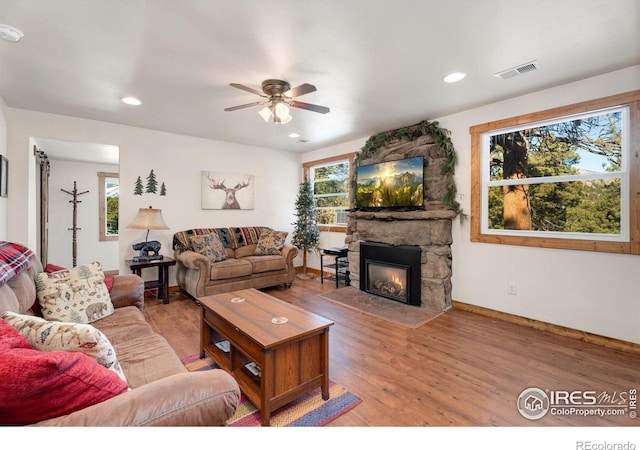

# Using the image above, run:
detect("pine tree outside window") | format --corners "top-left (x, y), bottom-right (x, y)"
top-left (485, 107), bottom-right (627, 239)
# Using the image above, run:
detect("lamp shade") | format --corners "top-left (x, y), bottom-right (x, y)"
top-left (127, 207), bottom-right (169, 230)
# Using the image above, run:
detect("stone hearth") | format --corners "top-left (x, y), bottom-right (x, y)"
top-left (345, 132), bottom-right (456, 311)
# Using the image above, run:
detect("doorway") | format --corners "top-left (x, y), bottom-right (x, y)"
top-left (32, 137), bottom-right (120, 271)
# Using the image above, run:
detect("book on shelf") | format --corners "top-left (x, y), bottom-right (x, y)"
top-left (245, 361), bottom-right (261, 377)
top-left (214, 340), bottom-right (230, 353)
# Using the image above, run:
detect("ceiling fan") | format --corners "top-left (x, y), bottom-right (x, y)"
top-left (224, 79), bottom-right (330, 124)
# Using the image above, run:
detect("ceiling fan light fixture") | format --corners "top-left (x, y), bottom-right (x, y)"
top-left (258, 106), bottom-right (272, 122)
top-left (226, 79), bottom-right (328, 123)
top-left (274, 103), bottom-right (292, 124)
top-left (275, 102), bottom-right (289, 116)
top-left (276, 113), bottom-right (292, 124)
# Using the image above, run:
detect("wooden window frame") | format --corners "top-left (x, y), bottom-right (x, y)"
top-left (303, 152), bottom-right (355, 233)
top-left (98, 171), bottom-right (119, 242)
top-left (469, 90), bottom-right (640, 254)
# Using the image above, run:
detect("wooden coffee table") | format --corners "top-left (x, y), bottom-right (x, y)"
top-left (199, 288), bottom-right (334, 426)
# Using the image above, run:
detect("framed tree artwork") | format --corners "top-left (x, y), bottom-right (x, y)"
top-left (0, 155), bottom-right (8, 198)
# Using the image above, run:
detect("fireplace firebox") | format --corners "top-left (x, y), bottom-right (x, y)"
top-left (360, 242), bottom-right (421, 306)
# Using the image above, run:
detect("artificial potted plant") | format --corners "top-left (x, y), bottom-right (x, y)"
top-left (291, 177), bottom-right (320, 278)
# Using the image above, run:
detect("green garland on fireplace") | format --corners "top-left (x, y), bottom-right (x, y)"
top-left (355, 120), bottom-right (464, 219)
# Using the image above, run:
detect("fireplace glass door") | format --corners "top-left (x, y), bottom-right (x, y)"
top-left (359, 241), bottom-right (421, 306)
top-left (365, 261), bottom-right (410, 303)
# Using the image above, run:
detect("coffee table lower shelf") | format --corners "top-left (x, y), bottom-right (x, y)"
top-left (204, 340), bottom-right (327, 414)
top-left (201, 342), bottom-right (263, 407)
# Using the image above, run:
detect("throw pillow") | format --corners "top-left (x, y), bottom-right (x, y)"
top-left (35, 261), bottom-right (114, 324)
top-left (254, 230), bottom-right (288, 256)
top-left (0, 318), bottom-right (128, 425)
top-left (38, 263), bottom-right (66, 315)
top-left (1, 311), bottom-right (127, 382)
top-left (45, 263), bottom-right (115, 292)
top-left (189, 234), bottom-right (228, 262)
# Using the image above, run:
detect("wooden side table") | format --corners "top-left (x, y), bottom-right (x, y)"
top-left (125, 257), bottom-right (176, 304)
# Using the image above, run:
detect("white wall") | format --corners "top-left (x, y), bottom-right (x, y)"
top-left (440, 65), bottom-right (640, 344)
top-left (7, 109), bottom-right (301, 285)
top-left (47, 159), bottom-right (119, 271)
top-left (0, 95), bottom-right (8, 241)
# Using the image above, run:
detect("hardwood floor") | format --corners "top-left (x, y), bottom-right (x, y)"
top-left (142, 278), bottom-right (640, 427)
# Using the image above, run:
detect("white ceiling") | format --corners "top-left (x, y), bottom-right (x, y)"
top-left (1, 0), bottom-right (638, 156)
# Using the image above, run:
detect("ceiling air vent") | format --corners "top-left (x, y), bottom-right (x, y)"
top-left (494, 60), bottom-right (540, 80)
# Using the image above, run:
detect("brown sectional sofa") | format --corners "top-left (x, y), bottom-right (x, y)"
top-left (0, 250), bottom-right (240, 426)
top-left (172, 227), bottom-right (298, 299)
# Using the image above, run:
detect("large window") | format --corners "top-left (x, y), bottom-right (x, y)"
top-left (304, 153), bottom-right (353, 231)
top-left (486, 107), bottom-right (627, 238)
top-left (470, 90), bottom-right (640, 254)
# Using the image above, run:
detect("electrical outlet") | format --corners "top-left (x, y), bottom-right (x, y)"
top-left (507, 282), bottom-right (517, 295)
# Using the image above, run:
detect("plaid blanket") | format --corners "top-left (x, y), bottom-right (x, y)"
top-left (0, 242), bottom-right (37, 287)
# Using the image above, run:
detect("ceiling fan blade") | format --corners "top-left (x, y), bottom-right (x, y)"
top-left (229, 83), bottom-right (265, 97)
top-left (286, 83), bottom-right (317, 98)
top-left (289, 100), bottom-right (330, 114)
top-left (224, 101), bottom-right (264, 112)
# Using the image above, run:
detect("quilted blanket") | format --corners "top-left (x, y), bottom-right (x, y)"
top-left (0, 242), bottom-right (36, 287)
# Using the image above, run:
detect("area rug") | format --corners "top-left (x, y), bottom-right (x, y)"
top-left (182, 355), bottom-right (362, 426)
top-left (320, 286), bottom-right (443, 328)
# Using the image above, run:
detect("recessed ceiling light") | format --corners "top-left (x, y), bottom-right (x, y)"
top-left (443, 72), bottom-right (467, 83)
top-left (121, 96), bottom-right (142, 106)
top-left (288, 133), bottom-right (301, 138)
top-left (0, 24), bottom-right (24, 43)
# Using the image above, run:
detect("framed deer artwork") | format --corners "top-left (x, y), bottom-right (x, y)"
top-left (201, 171), bottom-right (255, 210)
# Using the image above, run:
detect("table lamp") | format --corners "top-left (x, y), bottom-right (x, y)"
top-left (127, 206), bottom-right (169, 262)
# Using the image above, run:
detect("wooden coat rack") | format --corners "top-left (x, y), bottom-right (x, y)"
top-left (61, 181), bottom-right (89, 267)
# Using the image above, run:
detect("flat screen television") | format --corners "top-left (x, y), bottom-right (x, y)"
top-left (355, 156), bottom-right (424, 209)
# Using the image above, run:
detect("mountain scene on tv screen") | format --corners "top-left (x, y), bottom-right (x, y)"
top-left (356, 157), bottom-right (424, 208)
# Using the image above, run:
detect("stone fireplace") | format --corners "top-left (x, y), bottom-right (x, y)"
top-left (345, 125), bottom-right (457, 312)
